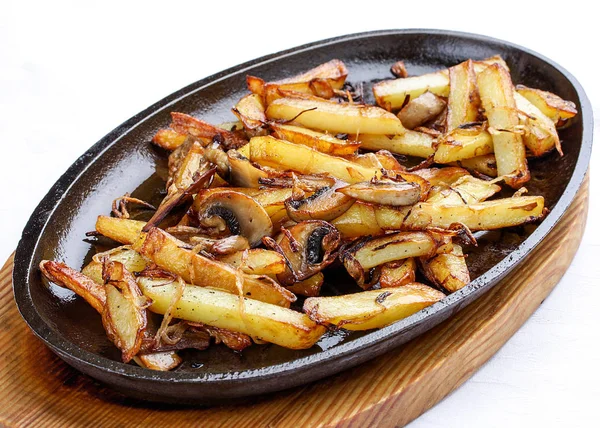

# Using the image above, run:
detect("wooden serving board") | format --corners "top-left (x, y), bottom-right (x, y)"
top-left (0, 176), bottom-right (588, 428)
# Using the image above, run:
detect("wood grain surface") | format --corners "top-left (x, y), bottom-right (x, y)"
top-left (0, 176), bottom-right (588, 428)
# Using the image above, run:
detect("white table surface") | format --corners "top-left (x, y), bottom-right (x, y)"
top-left (2, 1), bottom-right (598, 426)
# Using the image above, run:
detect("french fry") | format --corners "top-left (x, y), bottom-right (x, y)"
top-left (270, 123), bottom-right (360, 156)
top-left (477, 64), bottom-right (529, 188)
top-left (426, 175), bottom-right (501, 205)
top-left (434, 127), bottom-right (493, 163)
top-left (358, 130), bottom-right (435, 158)
top-left (265, 96), bottom-right (405, 135)
top-left (303, 283), bottom-right (445, 330)
top-left (516, 84), bottom-right (577, 125)
top-left (446, 60), bottom-right (480, 130)
top-left (332, 202), bottom-right (390, 238)
top-left (420, 243), bottom-right (470, 293)
top-left (472, 55), bottom-right (510, 73)
top-left (411, 167), bottom-right (470, 186)
top-left (138, 277), bottom-right (326, 349)
top-left (373, 55), bottom-right (508, 111)
top-left (218, 249), bottom-right (286, 275)
top-left (333, 195), bottom-right (544, 237)
top-left (402, 196), bottom-right (545, 230)
top-left (453, 154), bottom-right (498, 177)
top-left (249, 136), bottom-right (381, 183)
top-left (341, 232), bottom-right (438, 286)
top-left (233, 93), bottom-right (266, 130)
top-left (96, 216), bottom-right (145, 244)
top-left (82, 247), bottom-right (147, 285)
top-left (247, 59), bottom-right (348, 100)
top-left (380, 258), bottom-right (416, 288)
top-left (373, 70), bottom-right (450, 111)
top-left (152, 129), bottom-right (187, 150)
top-left (39, 260), bottom-right (106, 313)
top-left (514, 92), bottom-right (561, 156)
top-left (133, 227), bottom-right (295, 307)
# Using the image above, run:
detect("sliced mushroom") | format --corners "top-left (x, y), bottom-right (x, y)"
top-left (285, 180), bottom-right (355, 222)
top-left (286, 272), bottom-right (324, 297)
top-left (204, 142), bottom-right (230, 178)
top-left (263, 220), bottom-right (341, 285)
top-left (397, 92), bottom-right (447, 130)
top-left (143, 165), bottom-right (216, 232)
top-left (190, 190), bottom-right (273, 247)
top-left (337, 180), bottom-right (421, 206)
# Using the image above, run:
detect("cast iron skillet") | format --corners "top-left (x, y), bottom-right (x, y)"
top-left (13, 29), bottom-right (593, 404)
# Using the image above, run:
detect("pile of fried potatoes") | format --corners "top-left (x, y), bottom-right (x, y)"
top-left (40, 56), bottom-right (577, 371)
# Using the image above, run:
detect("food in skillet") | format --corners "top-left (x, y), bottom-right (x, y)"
top-left (40, 56), bottom-right (576, 371)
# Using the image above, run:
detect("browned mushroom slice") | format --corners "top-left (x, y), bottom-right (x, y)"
top-left (144, 139), bottom-right (216, 232)
top-left (143, 165), bottom-right (216, 232)
top-left (337, 180), bottom-right (421, 206)
top-left (186, 322), bottom-right (253, 352)
top-left (286, 272), bottom-right (325, 297)
top-left (232, 93), bottom-right (267, 130)
top-left (175, 235), bottom-right (251, 255)
top-left (101, 260), bottom-right (148, 363)
top-left (190, 190), bottom-right (273, 247)
top-left (397, 91), bottom-right (447, 130)
top-left (285, 181), bottom-right (355, 222)
top-left (264, 220), bottom-right (341, 285)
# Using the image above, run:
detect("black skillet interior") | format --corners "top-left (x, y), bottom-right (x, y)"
top-left (13, 30), bottom-right (592, 404)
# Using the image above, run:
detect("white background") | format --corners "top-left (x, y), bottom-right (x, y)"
top-left (1, 1), bottom-right (598, 426)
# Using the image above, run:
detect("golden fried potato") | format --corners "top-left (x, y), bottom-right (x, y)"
top-left (477, 64), bottom-right (529, 188)
top-left (133, 227), bottom-right (295, 307)
top-left (514, 92), bottom-right (561, 156)
top-left (304, 283), bottom-right (445, 330)
top-left (420, 243), bottom-right (470, 292)
top-left (265, 96), bottom-right (405, 135)
top-left (446, 60), bottom-right (480, 130)
top-left (138, 277), bottom-right (326, 349)
top-left (40, 260), bottom-right (106, 313)
top-left (516, 84), bottom-right (577, 125)
top-left (357, 130), bottom-right (435, 158)
top-left (380, 258), bottom-right (416, 288)
top-left (249, 135), bottom-right (381, 183)
top-left (373, 70), bottom-right (450, 111)
top-left (270, 123), bottom-right (360, 156)
top-left (434, 127), bottom-right (493, 163)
